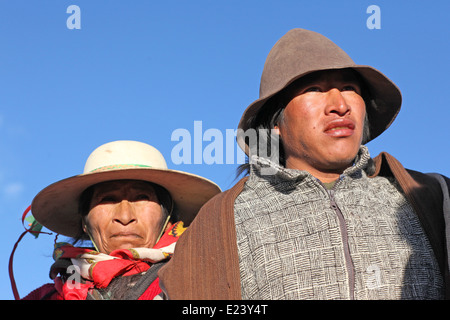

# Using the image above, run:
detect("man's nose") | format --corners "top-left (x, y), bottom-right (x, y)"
top-left (324, 88), bottom-right (350, 116)
top-left (113, 200), bottom-right (136, 225)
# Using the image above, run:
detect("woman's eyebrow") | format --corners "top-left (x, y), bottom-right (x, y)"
top-left (129, 184), bottom-right (155, 193)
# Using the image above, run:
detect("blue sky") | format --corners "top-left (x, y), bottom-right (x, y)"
top-left (1, 1), bottom-right (448, 299)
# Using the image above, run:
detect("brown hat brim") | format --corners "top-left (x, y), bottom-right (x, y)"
top-left (237, 29), bottom-right (402, 154)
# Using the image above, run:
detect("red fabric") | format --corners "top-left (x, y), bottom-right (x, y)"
top-left (138, 278), bottom-right (162, 300)
top-left (22, 283), bottom-right (62, 300)
top-left (23, 221), bottom-right (185, 300)
top-left (23, 278), bottom-right (162, 300)
top-left (58, 246), bottom-right (151, 289)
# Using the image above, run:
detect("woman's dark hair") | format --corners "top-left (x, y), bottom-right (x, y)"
top-left (236, 68), bottom-right (372, 178)
top-left (73, 180), bottom-right (175, 245)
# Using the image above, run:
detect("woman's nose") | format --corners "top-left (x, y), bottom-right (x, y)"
top-left (113, 200), bottom-right (136, 225)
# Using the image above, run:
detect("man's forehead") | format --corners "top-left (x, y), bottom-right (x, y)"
top-left (280, 68), bottom-right (363, 102)
top-left (299, 69), bottom-right (361, 84)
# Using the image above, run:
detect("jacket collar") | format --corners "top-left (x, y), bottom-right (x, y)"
top-left (248, 145), bottom-right (373, 184)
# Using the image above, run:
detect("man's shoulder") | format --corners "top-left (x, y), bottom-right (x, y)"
top-left (408, 169), bottom-right (450, 187)
top-left (371, 150), bottom-right (449, 186)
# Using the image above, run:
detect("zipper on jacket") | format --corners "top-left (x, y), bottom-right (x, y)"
top-left (328, 188), bottom-right (355, 299)
top-left (318, 180), bottom-right (355, 300)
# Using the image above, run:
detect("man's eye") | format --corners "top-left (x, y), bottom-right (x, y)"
top-left (304, 86), bottom-right (321, 93)
top-left (342, 85), bottom-right (358, 92)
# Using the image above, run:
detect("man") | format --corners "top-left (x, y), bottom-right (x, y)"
top-left (159, 29), bottom-right (450, 299)
top-left (19, 140), bottom-right (220, 300)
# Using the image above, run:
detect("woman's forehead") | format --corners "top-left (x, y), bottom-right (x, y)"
top-left (92, 180), bottom-right (156, 194)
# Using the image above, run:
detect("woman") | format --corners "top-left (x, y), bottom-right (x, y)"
top-left (21, 140), bottom-right (220, 300)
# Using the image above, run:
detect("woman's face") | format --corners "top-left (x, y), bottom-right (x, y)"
top-left (83, 180), bottom-right (167, 254)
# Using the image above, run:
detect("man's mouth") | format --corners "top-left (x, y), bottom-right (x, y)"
top-left (324, 119), bottom-right (355, 137)
top-left (328, 126), bottom-right (350, 131)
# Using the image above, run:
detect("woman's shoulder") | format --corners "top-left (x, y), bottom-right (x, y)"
top-left (22, 283), bottom-right (61, 300)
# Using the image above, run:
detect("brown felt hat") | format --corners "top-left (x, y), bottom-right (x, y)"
top-left (237, 28), bottom-right (402, 153)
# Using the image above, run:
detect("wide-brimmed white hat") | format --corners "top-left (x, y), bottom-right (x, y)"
top-left (31, 140), bottom-right (221, 238)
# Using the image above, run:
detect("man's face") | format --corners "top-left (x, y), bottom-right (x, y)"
top-left (274, 69), bottom-right (366, 180)
top-left (84, 180), bottom-right (166, 254)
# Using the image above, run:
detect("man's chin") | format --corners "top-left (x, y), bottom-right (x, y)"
top-left (318, 156), bottom-right (359, 174)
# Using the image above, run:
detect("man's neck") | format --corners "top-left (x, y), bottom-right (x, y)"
top-left (284, 159), bottom-right (348, 183)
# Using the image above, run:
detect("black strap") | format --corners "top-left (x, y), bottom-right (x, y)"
top-left (122, 261), bottom-right (166, 300)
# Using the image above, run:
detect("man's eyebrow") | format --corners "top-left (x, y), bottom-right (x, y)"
top-left (340, 76), bottom-right (361, 84)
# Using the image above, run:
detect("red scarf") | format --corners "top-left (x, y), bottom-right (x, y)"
top-left (50, 221), bottom-right (185, 300)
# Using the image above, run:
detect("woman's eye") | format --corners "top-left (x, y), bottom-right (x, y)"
top-left (98, 195), bottom-right (117, 203)
top-left (135, 194), bottom-right (150, 201)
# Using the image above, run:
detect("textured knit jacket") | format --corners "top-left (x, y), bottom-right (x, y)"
top-left (159, 152), bottom-right (450, 299)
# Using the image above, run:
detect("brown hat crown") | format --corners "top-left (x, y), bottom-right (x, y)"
top-left (237, 28), bottom-right (402, 152)
top-left (260, 29), bottom-right (355, 99)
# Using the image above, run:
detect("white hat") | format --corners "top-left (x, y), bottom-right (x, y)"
top-left (31, 140), bottom-right (221, 237)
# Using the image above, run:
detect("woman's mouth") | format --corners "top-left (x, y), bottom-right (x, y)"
top-left (111, 232), bottom-right (141, 239)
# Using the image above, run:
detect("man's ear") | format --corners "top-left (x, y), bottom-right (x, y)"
top-left (273, 125), bottom-right (281, 137)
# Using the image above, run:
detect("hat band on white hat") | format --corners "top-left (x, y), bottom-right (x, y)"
top-left (31, 140), bottom-right (222, 237)
top-left (89, 164), bottom-right (152, 173)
